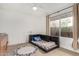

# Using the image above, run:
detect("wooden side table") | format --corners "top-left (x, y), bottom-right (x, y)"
top-left (0, 33), bottom-right (8, 54)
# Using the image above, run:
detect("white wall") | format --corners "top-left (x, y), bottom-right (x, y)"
top-left (60, 37), bottom-right (79, 52)
top-left (60, 37), bottom-right (74, 50)
top-left (0, 4), bottom-right (46, 45)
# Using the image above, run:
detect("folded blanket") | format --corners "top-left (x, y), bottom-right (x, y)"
top-left (32, 40), bottom-right (57, 50)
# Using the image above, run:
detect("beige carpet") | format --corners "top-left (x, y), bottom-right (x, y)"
top-left (0, 43), bottom-right (79, 56)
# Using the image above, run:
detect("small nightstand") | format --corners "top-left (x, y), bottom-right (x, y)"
top-left (0, 33), bottom-right (8, 53)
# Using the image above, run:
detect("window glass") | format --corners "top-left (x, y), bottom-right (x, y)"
top-left (50, 20), bottom-right (59, 37)
top-left (50, 16), bottom-right (73, 38)
top-left (61, 16), bottom-right (73, 37)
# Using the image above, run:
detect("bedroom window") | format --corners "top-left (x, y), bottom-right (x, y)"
top-left (49, 11), bottom-right (73, 38)
top-left (60, 16), bottom-right (73, 38)
top-left (50, 20), bottom-right (59, 37)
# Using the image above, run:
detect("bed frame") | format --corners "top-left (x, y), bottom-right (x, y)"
top-left (29, 34), bottom-right (59, 52)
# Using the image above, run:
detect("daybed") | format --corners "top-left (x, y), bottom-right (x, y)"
top-left (29, 34), bottom-right (59, 52)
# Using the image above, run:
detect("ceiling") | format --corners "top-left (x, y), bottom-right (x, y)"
top-left (34, 3), bottom-right (73, 14)
top-left (0, 3), bottom-right (74, 15)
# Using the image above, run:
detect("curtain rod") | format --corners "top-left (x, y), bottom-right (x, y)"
top-left (48, 5), bottom-right (73, 16)
top-left (49, 11), bottom-right (72, 18)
